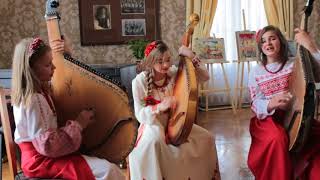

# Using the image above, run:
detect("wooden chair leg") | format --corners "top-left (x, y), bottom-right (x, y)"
top-left (126, 159), bottom-right (130, 180)
top-left (0, 131), bottom-right (2, 179)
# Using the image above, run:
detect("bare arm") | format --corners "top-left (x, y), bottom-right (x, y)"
top-left (178, 45), bottom-right (210, 82)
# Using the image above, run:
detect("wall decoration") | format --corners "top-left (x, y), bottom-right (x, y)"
top-left (121, 0), bottom-right (145, 14)
top-left (93, 5), bottom-right (112, 30)
top-left (79, 0), bottom-right (158, 45)
top-left (235, 31), bottom-right (258, 61)
top-left (0, 0), bottom-right (185, 68)
top-left (193, 37), bottom-right (226, 63)
top-left (122, 19), bottom-right (146, 36)
top-left (287, 40), bottom-right (297, 58)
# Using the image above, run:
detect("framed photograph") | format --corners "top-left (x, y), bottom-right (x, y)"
top-left (193, 37), bottom-right (226, 63)
top-left (287, 40), bottom-right (297, 58)
top-left (93, 5), bottom-right (112, 30)
top-left (235, 31), bottom-right (258, 61)
top-left (79, 0), bottom-right (158, 45)
top-left (121, 0), bottom-right (145, 14)
top-left (122, 19), bottom-right (146, 36)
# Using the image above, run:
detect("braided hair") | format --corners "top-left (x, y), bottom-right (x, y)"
top-left (138, 40), bottom-right (169, 96)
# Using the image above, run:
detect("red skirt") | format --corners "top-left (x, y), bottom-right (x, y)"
top-left (18, 142), bottom-right (95, 180)
top-left (247, 110), bottom-right (320, 180)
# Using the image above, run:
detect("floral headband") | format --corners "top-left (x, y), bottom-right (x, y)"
top-left (255, 29), bottom-right (262, 44)
top-left (28, 37), bottom-right (46, 59)
top-left (144, 41), bottom-right (157, 58)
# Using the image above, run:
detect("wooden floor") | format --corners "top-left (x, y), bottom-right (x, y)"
top-left (2, 108), bottom-right (254, 180)
top-left (198, 108), bottom-right (254, 180)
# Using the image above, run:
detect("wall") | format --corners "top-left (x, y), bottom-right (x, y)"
top-left (0, 0), bottom-right (185, 68)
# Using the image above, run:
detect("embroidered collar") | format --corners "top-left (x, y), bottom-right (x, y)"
top-left (264, 60), bottom-right (287, 74)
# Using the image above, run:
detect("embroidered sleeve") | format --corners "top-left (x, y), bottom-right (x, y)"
top-left (32, 120), bottom-right (82, 158)
top-left (132, 74), bottom-right (159, 125)
top-left (248, 68), bottom-right (275, 119)
top-left (197, 62), bottom-right (210, 82)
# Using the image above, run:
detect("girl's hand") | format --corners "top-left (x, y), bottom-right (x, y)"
top-left (49, 36), bottom-right (72, 54)
top-left (178, 45), bottom-right (195, 59)
top-left (49, 39), bottom-right (65, 53)
top-left (267, 92), bottom-right (293, 112)
top-left (179, 45), bottom-right (202, 68)
top-left (294, 28), bottom-right (319, 54)
top-left (76, 109), bottom-right (95, 129)
top-left (157, 96), bottom-right (177, 112)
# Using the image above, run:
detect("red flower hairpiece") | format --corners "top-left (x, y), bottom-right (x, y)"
top-left (144, 41), bottom-right (157, 58)
top-left (28, 37), bottom-right (46, 59)
top-left (255, 29), bottom-right (262, 43)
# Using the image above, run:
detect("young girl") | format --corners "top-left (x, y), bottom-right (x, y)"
top-left (248, 25), bottom-right (320, 180)
top-left (129, 40), bottom-right (220, 179)
top-left (11, 37), bottom-right (125, 180)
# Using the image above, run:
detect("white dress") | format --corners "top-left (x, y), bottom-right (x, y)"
top-left (129, 66), bottom-right (220, 180)
top-left (14, 93), bottom-right (125, 180)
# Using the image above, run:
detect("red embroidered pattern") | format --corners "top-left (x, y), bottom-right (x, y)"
top-left (255, 66), bottom-right (293, 82)
top-left (144, 95), bottom-right (161, 106)
top-left (257, 74), bottom-right (290, 97)
top-left (248, 86), bottom-right (257, 99)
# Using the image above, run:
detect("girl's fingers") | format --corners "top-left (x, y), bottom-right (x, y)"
top-left (50, 39), bottom-right (64, 43)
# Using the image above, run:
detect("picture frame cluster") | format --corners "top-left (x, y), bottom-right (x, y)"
top-left (79, 0), bottom-right (158, 45)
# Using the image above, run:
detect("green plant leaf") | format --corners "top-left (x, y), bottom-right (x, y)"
top-left (128, 39), bottom-right (151, 60)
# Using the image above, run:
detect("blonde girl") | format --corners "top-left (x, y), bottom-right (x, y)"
top-left (11, 37), bottom-right (125, 180)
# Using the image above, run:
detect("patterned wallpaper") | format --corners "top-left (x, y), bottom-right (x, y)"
top-left (1, 0), bottom-right (319, 69)
top-left (0, 0), bottom-right (185, 69)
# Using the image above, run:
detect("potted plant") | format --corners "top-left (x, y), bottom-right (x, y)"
top-left (128, 39), bottom-right (150, 63)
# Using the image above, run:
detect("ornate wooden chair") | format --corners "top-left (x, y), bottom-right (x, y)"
top-left (0, 87), bottom-right (17, 180)
top-left (0, 87), bottom-right (61, 180)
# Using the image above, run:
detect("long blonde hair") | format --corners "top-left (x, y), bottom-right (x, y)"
top-left (138, 40), bottom-right (169, 96)
top-left (11, 38), bottom-right (50, 107)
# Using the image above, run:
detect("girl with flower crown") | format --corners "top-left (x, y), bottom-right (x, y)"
top-left (129, 40), bottom-right (220, 179)
top-left (11, 37), bottom-right (125, 180)
top-left (248, 25), bottom-right (320, 180)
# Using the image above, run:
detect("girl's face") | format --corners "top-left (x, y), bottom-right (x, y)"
top-left (32, 50), bottom-right (56, 82)
top-left (153, 51), bottom-right (172, 74)
top-left (153, 51), bottom-right (171, 74)
top-left (261, 30), bottom-right (281, 62)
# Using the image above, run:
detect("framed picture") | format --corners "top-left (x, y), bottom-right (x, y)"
top-left (122, 19), bottom-right (146, 36)
top-left (287, 40), bottom-right (297, 58)
top-left (235, 31), bottom-right (258, 61)
top-left (193, 37), bottom-right (226, 63)
top-left (78, 0), bottom-right (158, 45)
top-left (93, 5), bottom-right (112, 30)
top-left (121, 0), bottom-right (145, 14)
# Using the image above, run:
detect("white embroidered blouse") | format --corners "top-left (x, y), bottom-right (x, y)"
top-left (248, 50), bottom-right (320, 119)
top-left (14, 93), bottom-right (82, 157)
top-left (132, 63), bottom-right (207, 127)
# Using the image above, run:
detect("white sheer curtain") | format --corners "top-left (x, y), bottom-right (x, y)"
top-left (210, 0), bottom-right (267, 61)
top-left (202, 0), bottom-right (267, 107)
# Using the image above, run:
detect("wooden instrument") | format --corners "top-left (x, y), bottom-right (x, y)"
top-left (286, 0), bottom-right (316, 152)
top-left (167, 14), bottom-right (199, 146)
top-left (45, 0), bottom-right (138, 163)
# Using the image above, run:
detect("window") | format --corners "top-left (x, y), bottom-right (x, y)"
top-left (210, 0), bottom-right (267, 61)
